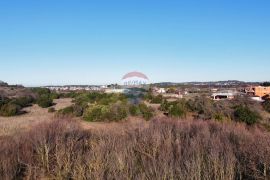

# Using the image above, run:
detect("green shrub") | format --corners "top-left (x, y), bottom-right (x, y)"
top-left (50, 93), bottom-right (60, 100)
top-left (234, 105), bottom-right (261, 125)
top-left (0, 103), bottom-right (20, 116)
top-left (168, 101), bottom-right (187, 118)
top-left (83, 102), bottom-right (128, 122)
top-left (139, 103), bottom-right (154, 121)
top-left (214, 113), bottom-right (225, 122)
top-left (108, 102), bottom-right (128, 121)
top-left (129, 105), bottom-right (141, 116)
top-left (73, 92), bottom-right (129, 120)
top-left (74, 92), bottom-right (127, 106)
top-left (32, 88), bottom-right (60, 107)
top-left (62, 92), bottom-right (78, 98)
top-left (160, 99), bottom-right (188, 119)
top-left (57, 105), bottom-right (83, 117)
top-left (0, 97), bottom-right (34, 117)
top-left (37, 95), bottom-right (53, 108)
top-left (10, 96), bottom-right (33, 107)
top-left (83, 105), bottom-right (109, 122)
top-left (150, 95), bottom-right (163, 104)
top-left (144, 92), bottom-right (154, 101)
top-left (58, 106), bottom-right (74, 115)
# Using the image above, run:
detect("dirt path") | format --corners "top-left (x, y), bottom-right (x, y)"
top-left (0, 98), bottom-right (73, 136)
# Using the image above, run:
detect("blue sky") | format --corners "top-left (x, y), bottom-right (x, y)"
top-left (0, 0), bottom-right (269, 86)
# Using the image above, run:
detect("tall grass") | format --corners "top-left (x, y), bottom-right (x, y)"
top-left (0, 118), bottom-right (270, 179)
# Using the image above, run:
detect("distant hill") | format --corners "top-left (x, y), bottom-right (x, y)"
top-left (0, 80), bottom-right (8, 86)
top-left (153, 80), bottom-right (260, 88)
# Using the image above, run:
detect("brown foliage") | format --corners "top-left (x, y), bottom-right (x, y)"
top-left (0, 119), bottom-right (270, 179)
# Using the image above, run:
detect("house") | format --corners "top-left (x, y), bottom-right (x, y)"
top-left (157, 88), bottom-right (166, 94)
top-left (211, 88), bottom-right (218, 93)
top-left (163, 93), bottom-right (183, 99)
top-left (211, 90), bottom-right (236, 100)
top-left (250, 96), bottom-right (264, 102)
top-left (245, 86), bottom-right (270, 97)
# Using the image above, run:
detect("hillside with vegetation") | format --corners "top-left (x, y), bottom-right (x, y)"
top-left (1, 88), bottom-right (270, 179)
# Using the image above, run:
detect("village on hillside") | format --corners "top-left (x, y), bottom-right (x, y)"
top-left (43, 81), bottom-right (270, 102)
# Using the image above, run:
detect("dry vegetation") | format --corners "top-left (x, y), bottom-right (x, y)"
top-left (1, 90), bottom-right (270, 179)
top-left (0, 98), bottom-right (73, 136)
top-left (1, 118), bottom-right (270, 180)
top-left (0, 86), bottom-right (36, 99)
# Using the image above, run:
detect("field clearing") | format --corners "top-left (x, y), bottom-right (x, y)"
top-left (0, 98), bottom-right (150, 136)
top-left (80, 116), bottom-right (149, 133)
top-left (0, 98), bottom-right (73, 136)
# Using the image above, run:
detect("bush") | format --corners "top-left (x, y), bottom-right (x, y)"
top-left (186, 97), bottom-right (215, 119)
top-left (109, 102), bottom-right (128, 121)
top-left (58, 106), bottom-right (74, 115)
top-left (36, 95), bottom-right (53, 108)
top-left (139, 103), bottom-right (154, 121)
top-left (50, 93), bottom-right (60, 100)
top-left (234, 105), bottom-right (261, 125)
top-left (61, 92), bottom-right (78, 98)
top-left (83, 105), bottom-right (109, 122)
top-left (186, 97), bottom-right (232, 120)
top-left (83, 102), bottom-right (129, 122)
top-left (73, 105), bottom-right (84, 117)
top-left (0, 103), bottom-right (20, 116)
top-left (263, 100), bottom-right (270, 113)
top-left (31, 87), bottom-right (51, 96)
top-left (214, 113), bottom-right (225, 122)
top-left (144, 92), bottom-right (154, 101)
top-left (73, 92), bottom-right (129, 120)
top-left (150, 95), bottom-right (163, 104)
top-left (161, 100), bottom-right (188, 119)
top-left (261, 82), bottom-right (270, 86)
top-left (0, 97), bottom-right (10, 108)
top-left (57, 105), bottom-right (84, 117)
top-left (168, 100), bottom-right (187, 118)
top-left (48, 107), bottom-right (56, 113)
top-left (75, 92), bottom-right (127, 106)
top-left (129, 104), bottom-right (141, 116)
top-left (32, 88), bottom-right (60, 108)
top-left (0, 96), bottom-right (34, 117)
top-left (10, 96), bottom-right (33, 107)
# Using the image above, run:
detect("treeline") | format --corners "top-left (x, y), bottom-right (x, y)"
top-left (31, 88), bottom-right (60, 108)
top-left (57, 92), bottom-right (154, 121)
top-left (1, 118), bottom-right (270, 179)
top-left (0, 88), bottom-right (60, 117)
top-left (146, 94), bottom-right (267, 125)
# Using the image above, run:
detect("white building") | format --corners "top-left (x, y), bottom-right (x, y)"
top-left (211, 90), bottom-right (237, 100)
top-left (157, 88), bottom-right (166, 94)
top-left (105, 88), bottom-right (130, 94)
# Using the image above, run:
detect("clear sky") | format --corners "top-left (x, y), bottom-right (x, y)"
top-left (0, 0), bottom-right (269, 86)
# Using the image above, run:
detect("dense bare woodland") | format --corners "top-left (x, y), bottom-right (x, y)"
top-left (1, 118), bottom-right (270, 180)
